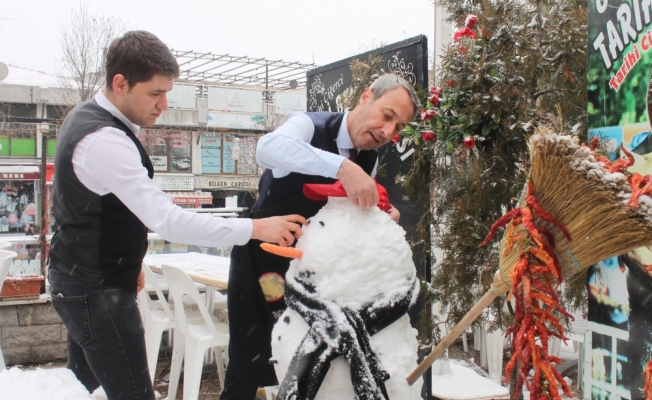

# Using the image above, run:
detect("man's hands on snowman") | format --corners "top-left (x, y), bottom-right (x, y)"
top-left (337, 159), bottom-right (400, 223)
top-left (252, 215), bottom-right (308, 247)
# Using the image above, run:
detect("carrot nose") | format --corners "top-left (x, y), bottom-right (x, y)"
top-left (260, 243), bottom-right (304, 259)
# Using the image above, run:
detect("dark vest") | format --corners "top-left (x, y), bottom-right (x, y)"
top-left (252, 112), bottom-right (378, 212)
top-left (227, 112), bottom-right (378, 385)
top-left (49, 99), bottom-right (154, 293)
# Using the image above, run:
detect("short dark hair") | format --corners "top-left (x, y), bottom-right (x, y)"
top-left (105, 30), bottom-right (180, 90)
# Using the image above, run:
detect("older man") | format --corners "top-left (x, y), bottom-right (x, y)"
top-left (223, 73), bottom-right (419, 400)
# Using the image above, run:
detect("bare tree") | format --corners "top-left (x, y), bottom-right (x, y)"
top-left (55, 3), bottom-right (129, 105)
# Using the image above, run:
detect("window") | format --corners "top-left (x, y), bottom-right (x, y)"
top-left (0, 103), bottom-right (37, 156)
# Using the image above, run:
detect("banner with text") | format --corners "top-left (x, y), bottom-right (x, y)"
top-left (588, 1), bottom-right (652, 398)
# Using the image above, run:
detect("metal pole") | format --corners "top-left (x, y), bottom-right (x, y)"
top-left (39, 118), bottom-right (48, 282)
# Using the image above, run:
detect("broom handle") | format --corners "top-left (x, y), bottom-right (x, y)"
top-left (406, 289), bottom-right (499, 385)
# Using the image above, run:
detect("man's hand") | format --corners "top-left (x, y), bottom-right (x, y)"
top-left (336, 159), bottom-right (379, 208)
top-left (252, 214), bottom-right (308, 246)
top-left (388, 205), bottom-right (400, 223)
top-left (137, 268), bottom-right (145, 293)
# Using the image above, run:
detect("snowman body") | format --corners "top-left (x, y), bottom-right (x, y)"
top-left (271, 197), bottom-right (423, 399)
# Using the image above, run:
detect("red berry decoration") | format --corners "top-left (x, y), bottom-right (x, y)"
top-left (463, 136), bottom-right (476, 149)
top-left (392, 134), bottom-right (401, 144)
top-left (422, 131), bottom-right (436, 141)
top-left (420, 109), bottom-right (437, 121)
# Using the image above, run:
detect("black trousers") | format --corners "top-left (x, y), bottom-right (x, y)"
top-left (220, 344), bottom-right (260, 400)
top-left (49, 268), bottom-right (154, 400)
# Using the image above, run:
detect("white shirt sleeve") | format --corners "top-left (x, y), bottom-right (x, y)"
top-left (256, 114), bottom-right (345, 179)
top-left (74, 127), bottom-right (253, 247)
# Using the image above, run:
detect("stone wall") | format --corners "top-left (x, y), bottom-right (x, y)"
top-left (0, 301), bottom-right (67, 365)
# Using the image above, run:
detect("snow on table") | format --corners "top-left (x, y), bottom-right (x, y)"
top-left (431, 360), bottom-right (509, 399)
top-left (143, 253), bottom-right (230, 288)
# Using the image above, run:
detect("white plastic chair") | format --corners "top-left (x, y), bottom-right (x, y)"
top-left (137, 263), bottom-right (179, 383)
top-left (265, 386), bottom-right (279, 400)
top-left (0, 250), bottom-right (18, 369)
top-left (162, 264), bottom-right (229, 400)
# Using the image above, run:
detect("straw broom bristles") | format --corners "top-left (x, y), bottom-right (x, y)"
top-left (493, 129), bottom-right (652, 293)
top-left (408, 128), bottom-right (652, 391)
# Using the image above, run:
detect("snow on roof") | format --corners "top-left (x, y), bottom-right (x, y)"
top-left (0, 64), bottom-right (73, 89)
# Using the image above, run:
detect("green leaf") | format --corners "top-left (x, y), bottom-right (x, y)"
top-left (414, 137), bottom-right (420, 146)
top-left (446, 141), bottom-right (455, 153)
top-left (482, 124), bottom-right (492, 136)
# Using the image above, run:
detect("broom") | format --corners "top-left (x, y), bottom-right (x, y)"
top-left (407, 129), bottom-right (652, 398)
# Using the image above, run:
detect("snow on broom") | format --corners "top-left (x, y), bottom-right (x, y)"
top-left (407, 127), bottom-right (652, 399)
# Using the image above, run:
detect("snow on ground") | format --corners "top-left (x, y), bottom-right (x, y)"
top-left (0, 367), bottom-right (162, 400)
top-left (431, 359), bottom-right (509, 399)
top-left (0, 366), bottom-right (98, 399)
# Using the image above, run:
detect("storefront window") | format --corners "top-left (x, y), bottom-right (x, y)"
top-left (46, 105), bottom-right (67, 157)
top-left (0, 180), bottom-right (38, 234)
top-left (0, 104), bottom-right (37, 157)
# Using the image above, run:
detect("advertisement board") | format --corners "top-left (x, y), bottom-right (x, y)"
top-left (587, 1), bottom-right (652, 398)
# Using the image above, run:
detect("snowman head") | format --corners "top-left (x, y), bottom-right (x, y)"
top-left (262, 181), bottom-right (415, 307)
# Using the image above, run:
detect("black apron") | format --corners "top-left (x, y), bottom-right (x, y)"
top-left (227, 191), bottom-right (331, 385)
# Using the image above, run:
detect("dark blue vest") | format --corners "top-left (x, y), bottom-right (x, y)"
top-left (49, 99), bottom-right (154, 293)
top-left (252, 112), bottom-right (378, 213)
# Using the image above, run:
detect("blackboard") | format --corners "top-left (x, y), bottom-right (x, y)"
top-left (307, 35), bottom-right (432, 397)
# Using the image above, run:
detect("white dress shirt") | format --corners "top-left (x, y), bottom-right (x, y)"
top-left (256, 113), bottom-right (377, 178)
top-left (70, 91), bottom-right (253, 247)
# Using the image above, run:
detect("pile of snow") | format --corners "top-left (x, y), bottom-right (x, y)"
top-left (431, 360), bottom-right (509, 399)
top-left (0, 367), bottom-right (161, 399)
top-left (0, 367), bottom-right (94, 400)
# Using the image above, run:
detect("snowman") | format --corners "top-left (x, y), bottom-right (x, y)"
top-left (261, 181), bottom-right (423, 400)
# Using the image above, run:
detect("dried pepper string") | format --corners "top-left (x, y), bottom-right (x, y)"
top-left (482, 182), bottom-right (573, 399)
top-left (645, 360), bottom-right (652, 400)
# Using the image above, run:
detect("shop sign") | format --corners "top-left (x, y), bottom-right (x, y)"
top-left (153, 175), bottom-right (194, 191)
top-left (0, 173), bottom-right (39, 180)
top-left (198, 175), bottom-right (259, 190)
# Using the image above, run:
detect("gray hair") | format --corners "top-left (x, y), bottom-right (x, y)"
top-left (369, 74), bottom-right (420, 116)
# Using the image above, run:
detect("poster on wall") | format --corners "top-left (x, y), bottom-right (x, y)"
top-left (588, 1), bottom-right (652, 398)
top-left (237, 137), bottom-right (257, 174)
top-left (223, 135), bottom-right (236, 173)
top-left (169, 132), bottom-right (191, 173)
top-left (201, 135), bottom-right (222, 174)
top-left (0, 180), bottom-right (37, 234)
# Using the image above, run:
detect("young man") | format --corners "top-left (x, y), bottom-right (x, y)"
top-left (222, 74), bottom-right (419, 399)
top-left (48, 30), bottom-right (305, 400)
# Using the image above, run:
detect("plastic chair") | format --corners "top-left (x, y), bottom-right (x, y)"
top-left (265, 386), bottom-right (279, 400)
top-left (137, 263), bottom-right (178, 383)
top-left (0, 250), bottom-right (18, 369)
top-left (162, 264), bottom-right (229, 400)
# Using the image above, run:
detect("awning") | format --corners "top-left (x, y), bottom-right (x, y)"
top-left (168, 191), bottom-right (213, 205)
top-left (0, 165), bottom-right (40, 180)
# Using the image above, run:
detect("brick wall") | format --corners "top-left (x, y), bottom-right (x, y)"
top-left (0, 302), bottom-right (67, 365)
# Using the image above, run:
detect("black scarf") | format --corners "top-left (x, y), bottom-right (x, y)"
top-left (276, 270), bottom-right (419, 400)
